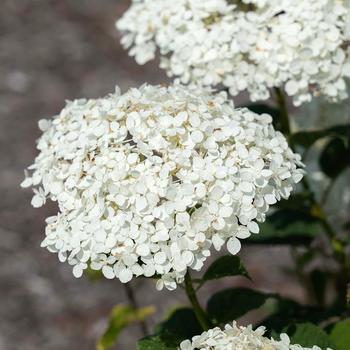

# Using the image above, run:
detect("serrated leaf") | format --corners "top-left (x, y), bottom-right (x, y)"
top-left (97, 304), bottom-right (154, 350)
top-left (155, 308), bottom-right (203, 346)
top-left (329, 319), bottom-right (350, 350)
top-left (291, 124), bottom-right (350, 149)
top-left (196, 255), bottom-right (250, 288)
top-left (137, 335), bottom-right (177, 350)
top-left (287, 323), bottom-right (334, 349)
top-left (207, 288), bottom-right (270, 324)
top-left (247, 209), bottom-right (321, 244)
top-left (319, 137), bottom-right (350, 179)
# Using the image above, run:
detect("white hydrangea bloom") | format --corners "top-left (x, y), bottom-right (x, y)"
top-left (21, 84), bottom-right (303, 289)
top-left (117, 0), bottom-right (350, 106)
top-left (180, 322), bottom-right (333, 350)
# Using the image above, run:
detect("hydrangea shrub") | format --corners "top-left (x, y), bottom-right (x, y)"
top-left (21, 84), bottom-right (303, 289)
top-left (118, 0), bottom-right (350, 105)
top-left (21, 1), bottom-right (350, 349)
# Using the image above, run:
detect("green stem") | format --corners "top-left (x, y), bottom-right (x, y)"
top-left (184, 271), bottom-right (211, 331)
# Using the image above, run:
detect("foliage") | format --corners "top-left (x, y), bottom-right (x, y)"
top-left (291, 124), bottom-right (350, 150)
top-left (137, 308), bottom-right (202, 349)
top-left (329, 319), bottom-right (350, 350)
top-left (137, 335), bottom-right (176, 350)
top-left (97, 305), bottom-right (154, 350)
top-left (99, 155), bottom-right (350, 347)
top-left (195, 255), bottom-right (250, 288)
top-left (92, 120), bottom-right (349, 348)
top-left (247, 209), bottom-right (321, 244)
top-left (207, 288), bottom-right (271, 324)
top-left (286, 323), bottom-right (334, 349)
top-left (319, 137), bottom-right (350, 179)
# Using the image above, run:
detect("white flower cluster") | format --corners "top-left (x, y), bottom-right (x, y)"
top-left (180, 322), bottom-right (333, 350)
top-left (117, 0), bottom-right (350, 106)
top-left (21, 84), bottom-right (303, 289)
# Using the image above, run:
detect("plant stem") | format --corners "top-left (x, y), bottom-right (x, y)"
top-left (184, 271), bottom-right (211, 331)
top-left (124, 283), bottom-right (149, 336)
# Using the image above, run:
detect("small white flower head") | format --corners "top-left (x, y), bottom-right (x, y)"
top-left (180, 322), bottom-right (333, 350)
top-left (117, 0), bottom-right (350, 106)
top-left (21, 84), bottom-right (303, 289)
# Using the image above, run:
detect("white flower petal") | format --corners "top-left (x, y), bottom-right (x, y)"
top-left (21, 83), bottom-right (303, 290)
top-left (227, 237), bottom-right (242, 255)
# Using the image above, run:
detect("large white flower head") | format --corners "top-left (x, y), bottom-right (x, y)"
top-left (180, 322), bottom-right (333, 350)
top-left (117, 0), bottom-right (350, 106)
top-left (21, 84), bottom-right (303, 290)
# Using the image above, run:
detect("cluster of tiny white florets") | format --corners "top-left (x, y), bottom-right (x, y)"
top-left (21, 84), bottom-right (303, 290)
top-left (117, 0), bottom-right (350, 106)
top-left (180, 322), bottom-right (333, 350)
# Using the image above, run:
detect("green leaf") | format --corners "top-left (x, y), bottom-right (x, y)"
top-left (329, 318), bottom-right (350, 350)
top-left (196, 255), bottom-right (250, 288)
top-left (261, 299), bottom-right (315, 334)
top-left (97, 304), bottom-right (155, 350)
top-left (276, 192), bottom-right (314, 212)
top-left (247, 209), bottom-right (321, 244)
top-left (139, 308), bottom-right (202, 349)
top-left (261, 298), bottom-right (341, 336)
top-left (207, 288), bottom-right (270, 324)
top-left (242, 103), bottom-right (283, 132)
top-left (319, 137), bottom-right (350, 179)
top-left (291, 124), bottom-right (350, 149)
top-left (155, 308), bottom-right (203, 346)
top-left (137, 335), bottom-right (177, 350)
top-left (286, 323), bottom-right (334, 349)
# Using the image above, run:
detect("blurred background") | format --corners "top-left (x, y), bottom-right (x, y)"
top-left (1, 1), bottom-right (349, 349)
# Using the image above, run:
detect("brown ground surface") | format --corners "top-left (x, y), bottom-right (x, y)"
top-left (2, 1), bottom-right (347, 349)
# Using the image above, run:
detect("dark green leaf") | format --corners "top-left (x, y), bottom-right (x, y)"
top-left (207, 288), bottom-right (270, 324)
top-left (154, 308), bottom-right (202, 346)
top-left (197, 255), bottom-right (250, 288)
top-left (291, 124), bottom-right (350, 149)
top-left (137, 335), bottom-right (177, 350)
top-left (286, 323), bottom-right (334, 349)
top-left (261, 298), bottom-right (345, 336)
top-left (242, 103), bottom-right (283, 132)
top-left (329, 318), bottom-right (350, 350)
top-left (276, 192), bottom-right (313, 212)
top-left (97, 305), bottom-right (154, 350)
top-left (247, 209), bottom-right (321, 244)
top-left (261, 299), bottom-right (312, 334)
top-left (141, 308), bottom-right (202, 349)
top-left (319, 137), bottom-right (350, 179)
